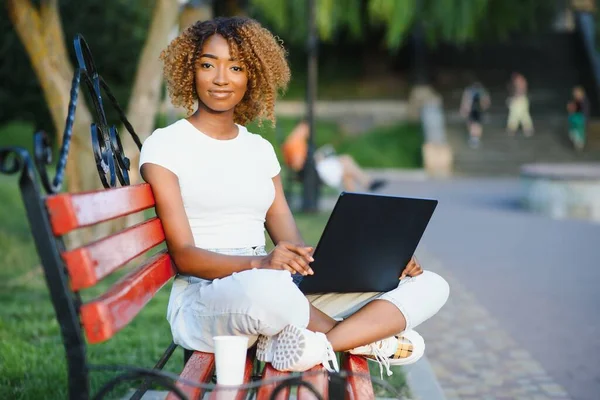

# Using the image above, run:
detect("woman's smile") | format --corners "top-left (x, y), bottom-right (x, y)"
top-left (208, 89), bottom-right (234, 100)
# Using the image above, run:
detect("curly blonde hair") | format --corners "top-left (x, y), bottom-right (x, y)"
top-left (160, 17), bottom-right (291, 126)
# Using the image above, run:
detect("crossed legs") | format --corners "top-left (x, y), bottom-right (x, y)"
top-left (172, 267), bottom-right (448, 372)
top-left (308, 300), bottom-right (406, 351)
top-left (307, 270), bottom-right (449, 352)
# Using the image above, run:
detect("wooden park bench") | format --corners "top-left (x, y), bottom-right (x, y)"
top-left (0, 35), bottom-right (388, 399)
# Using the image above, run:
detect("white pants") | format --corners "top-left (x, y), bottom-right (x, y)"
top-left (507, 96), bottom-right (533, 132)
top-left (167, 246), bottom-right (449, 352)
top-left (316, 157), bottom-right (344, 188)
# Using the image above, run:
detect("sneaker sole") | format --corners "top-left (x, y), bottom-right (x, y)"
top-left (387, 330), bottom-right (425, 366)
top-left (256, 335), bottom-right (275, 363)
top-left (355, 330), bottom-right (426, 367)
top-left (270, 325), bottom-right (307, 371)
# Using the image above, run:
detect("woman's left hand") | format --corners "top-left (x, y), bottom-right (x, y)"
top-left (400, 255), bottom-right (423, 279)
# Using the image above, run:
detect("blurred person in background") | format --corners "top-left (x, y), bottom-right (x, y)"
top-left (567, 86), bottom-right (589, 151)
top-left (460, 81), bottom-right (491, 148)
top-left (282, 119), bottom-right (387, 192)
top-left (506, 73), bottom-right (534, 137)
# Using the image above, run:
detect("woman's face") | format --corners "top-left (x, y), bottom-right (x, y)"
top-left (195, 34), bottom-right (248, 114)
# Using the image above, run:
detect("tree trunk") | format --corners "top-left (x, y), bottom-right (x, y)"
top-left (7, 0), bottom-right (179, 243)
top-left (7, 0), bottom-right (96, 195)
top-left (123, 0), bottom-right (180, 185)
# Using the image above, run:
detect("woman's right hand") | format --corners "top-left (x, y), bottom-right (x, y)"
top-left (254, 241), bottom-right (314, 276)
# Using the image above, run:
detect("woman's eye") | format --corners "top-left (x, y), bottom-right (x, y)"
top-left (231, 66), bottom-right (243, 72)
top-left (200, 63), bottom-right (213, 69)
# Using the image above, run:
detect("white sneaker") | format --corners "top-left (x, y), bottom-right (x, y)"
top-left (262, 325), bottom-right (339, 373)
top-left (349, 330), bottom-right (425, 377)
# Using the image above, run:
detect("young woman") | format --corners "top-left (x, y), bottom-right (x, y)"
top-left (140, 16), bottom-right (449, 376)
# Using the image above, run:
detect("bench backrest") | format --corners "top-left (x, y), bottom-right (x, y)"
top-left (18, 179), bottom-right (176, 399)
top-left (45, 183), bottom-right (175, 344)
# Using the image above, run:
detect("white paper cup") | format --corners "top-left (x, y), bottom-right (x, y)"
top-left (213, 336), bottom-right (249, 386)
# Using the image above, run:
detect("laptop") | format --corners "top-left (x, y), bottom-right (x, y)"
top-left (299, 192), bottom-right (437, 294)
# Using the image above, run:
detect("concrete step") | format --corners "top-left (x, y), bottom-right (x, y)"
top-left (446, 114), bottom-right (600, 176)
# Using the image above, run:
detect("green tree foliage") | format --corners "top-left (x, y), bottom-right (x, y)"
top-left (249, 0), bottom-right (560, 50)
top-left (0, 0), bottom-right (154, 129)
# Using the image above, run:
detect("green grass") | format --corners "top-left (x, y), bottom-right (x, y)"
top-left (0, 120), bottom-right (410, 399)
top-left (0, 120), bottom-right (38, 156)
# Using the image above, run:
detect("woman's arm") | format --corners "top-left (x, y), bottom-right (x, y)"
top-left (265, 174), bottom-right (314, 275)
top-left (142, 163), bottom-right (261, 279)
top-left (265, 175), bottom-right (306, 246)
top-left (142, 164), bottom-right (312, 278)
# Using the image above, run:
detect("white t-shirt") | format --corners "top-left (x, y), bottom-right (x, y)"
top-left (139, 119), bottom-right (281, 249)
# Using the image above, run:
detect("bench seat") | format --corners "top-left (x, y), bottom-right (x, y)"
top-left (169, 352), bottom-right (375, 399)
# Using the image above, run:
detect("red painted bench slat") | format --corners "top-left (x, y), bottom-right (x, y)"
top-left (62, 218), bottom-right (165, 291)
top-left (235, 352), bottom-right (255, 400)
top-left (344, 355), bottom-right (375, 400)
top-left (166, 351), bottom-right (215, 400)
top-left (297, 366), bottom-right (329, 400)
top-left (256, 363), bottom-right (292, 400)
top-left (46, 183), bottom-right (155, 236)
top-left (79, 250), bottom-right (175, 343)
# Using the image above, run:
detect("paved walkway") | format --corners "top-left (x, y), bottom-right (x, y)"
top-left (417, 251), bottom-right (570, 400)
top-left (371, 175), bottom-right (600, 400)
